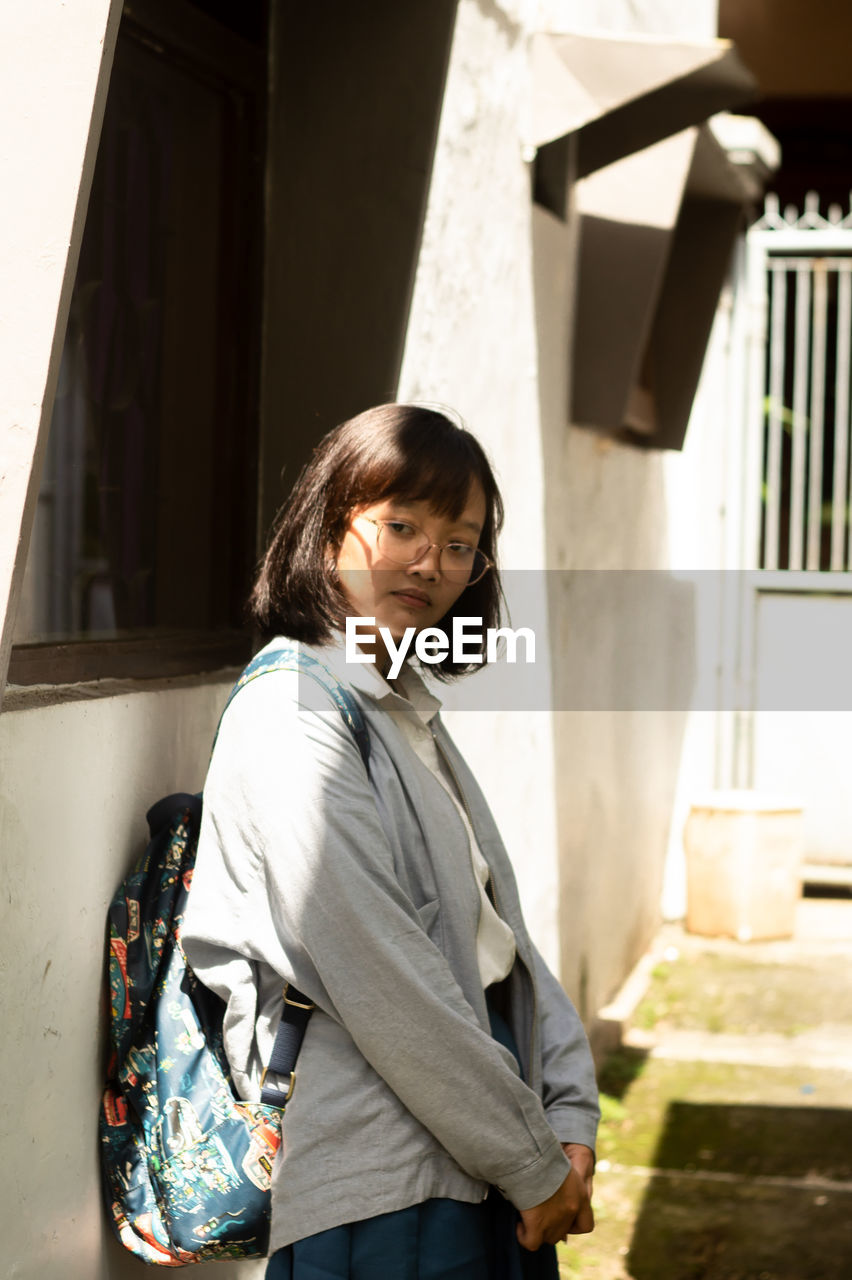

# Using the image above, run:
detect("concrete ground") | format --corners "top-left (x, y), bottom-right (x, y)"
top-left (558, 895), bottom-right (852, 1279)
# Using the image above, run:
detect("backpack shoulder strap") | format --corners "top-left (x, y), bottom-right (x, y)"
top-left (219, 644), bottom-right (370, 767)
top-left (220, 644), bottom-right (370, 1107)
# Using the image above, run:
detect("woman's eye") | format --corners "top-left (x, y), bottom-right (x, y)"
top-left (385, 521), bottom-right (417, 537)
top-left (446, 542), bottom-right (475, 559)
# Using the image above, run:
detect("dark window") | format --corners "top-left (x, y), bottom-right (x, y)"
top-left (185, 0), bottom-right (268, 45)
top-left (11, 0), bottom-right (265, 684)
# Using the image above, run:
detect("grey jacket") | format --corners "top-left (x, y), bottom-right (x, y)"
top-left (182, 640), bottom-right (599, 1251)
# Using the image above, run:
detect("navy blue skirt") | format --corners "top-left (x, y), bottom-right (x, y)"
top-left (265, 1000), bottom-right (559, 1280)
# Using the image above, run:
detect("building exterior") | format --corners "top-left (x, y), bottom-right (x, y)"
top-left (0, 1), bottom-right (770, 1274)
top-left (709, 0), bottom-right (852, 885)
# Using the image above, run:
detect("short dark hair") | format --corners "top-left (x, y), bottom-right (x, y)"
top-left (249, 403), bottom-right (504, 678)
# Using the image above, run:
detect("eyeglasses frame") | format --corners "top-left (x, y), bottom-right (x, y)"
top-left (357, 516), bottom-right (493, 586)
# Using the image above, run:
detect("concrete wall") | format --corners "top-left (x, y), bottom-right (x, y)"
top-left (0, 0), bottom-right (736, 1270)
top-left (658, 279), bottom-right (740, 917)
top-left (555, 0), bottom-right (728, 985)
top-left (752, 592), bottom-right (852, 864)
top-left (399, 0), bottom-right (724, 1021)
top-left (0, 4), bottom-right (460, 1272)
top-left (536, 0), bottom-right (718, 40)
top-left (0, 679), bottom-right (270, 1280)
top-left (257, 0), bottom-right (457, 538)
top-left (398, 0), bottom-right (564, 973)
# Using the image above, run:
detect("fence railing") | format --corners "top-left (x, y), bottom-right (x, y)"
top-left (749, 194), bottom-right (852, 572)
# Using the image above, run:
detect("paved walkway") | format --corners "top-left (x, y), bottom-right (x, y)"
top-left (558, 898), bottom-right (852, 1279)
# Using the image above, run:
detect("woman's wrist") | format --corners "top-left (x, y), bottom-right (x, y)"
top-left (561, 1142), bottom-right (595, 1179)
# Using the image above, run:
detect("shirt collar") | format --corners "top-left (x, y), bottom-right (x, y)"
top-left (315, 633), bottom-right (442, 724)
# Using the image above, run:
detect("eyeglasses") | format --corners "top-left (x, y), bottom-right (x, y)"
top-left (359, 518), bottom-right (493, 586)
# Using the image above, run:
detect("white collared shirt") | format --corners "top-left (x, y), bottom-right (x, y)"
top-left (353, 656), bottom-right (517, 989)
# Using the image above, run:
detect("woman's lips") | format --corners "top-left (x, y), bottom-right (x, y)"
top-left (391, 590), bottom-right (431, 609)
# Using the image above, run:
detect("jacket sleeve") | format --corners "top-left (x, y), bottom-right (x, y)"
top-left (430, 716), bottom-right (600, 1156)
top-left (529, 942), bottom-right (600, 1151)
top-left (187, 673), bottom-right (571, 1212)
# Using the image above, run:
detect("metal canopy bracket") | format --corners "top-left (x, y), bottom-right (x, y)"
top-left (529, 30), bottom-right (757, 179)
top-left (571, 120), bottom-right (768, 449)
top-left (531, 31), bottom-right (770, 450)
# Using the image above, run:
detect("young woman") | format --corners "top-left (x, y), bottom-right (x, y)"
top-left (183, 404), bottom-right (599, 1280)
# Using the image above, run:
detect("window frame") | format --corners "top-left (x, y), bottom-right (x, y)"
top-left (8, 0), bottom-right (266, 691)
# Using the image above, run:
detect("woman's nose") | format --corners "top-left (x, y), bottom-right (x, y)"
top-left (407, 543), bottom-right (441, 579)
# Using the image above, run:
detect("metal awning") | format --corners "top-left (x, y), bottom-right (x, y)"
top-left (570, 118), bottom-right (777, 449)
top-left (530, 30), bottom-right (757, 178)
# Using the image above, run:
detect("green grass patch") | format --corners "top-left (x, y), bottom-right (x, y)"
top-left (630, 949), bottom-right (852, 1038)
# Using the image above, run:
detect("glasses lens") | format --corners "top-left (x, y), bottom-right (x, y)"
top-left (441, 546), bottom-right (490, 585)
top-left (375, 523), bottom-right (490, 584)
top-left (375, 522), bottom-right (429, 564)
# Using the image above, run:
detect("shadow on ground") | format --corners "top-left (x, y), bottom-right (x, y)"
top-left (558, 914), bottom-right (852, 1280)
top-left (627, 1100), bottom-right (852, 1279)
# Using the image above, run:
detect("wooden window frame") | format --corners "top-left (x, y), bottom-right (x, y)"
top-left (8, 630), bottom-right (253, 687)
top-left (9, 0), bottom-right (266, 692)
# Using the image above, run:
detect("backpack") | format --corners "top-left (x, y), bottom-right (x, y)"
top-left (99, 646), bottom-right (370, 1265)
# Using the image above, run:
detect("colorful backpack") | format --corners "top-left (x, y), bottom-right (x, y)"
top-left (99, 647), bottom-right (370, 1265)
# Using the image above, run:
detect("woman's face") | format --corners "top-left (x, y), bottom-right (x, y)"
top-left (333, 482), bottom-right (488, 664)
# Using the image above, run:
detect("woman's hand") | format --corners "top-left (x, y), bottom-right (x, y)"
top-left (516, 1144), bottom-right (595, 1251)
top-left (562, 1142), bottom-right (595, 1232)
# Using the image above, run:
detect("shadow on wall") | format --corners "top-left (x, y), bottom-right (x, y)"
top-left (530, 193), bottom-right (697, 1024)
top-left (550, 571), bottom-right (697, 1026)
top-left (628, 1100), bottom-right (852, 1278)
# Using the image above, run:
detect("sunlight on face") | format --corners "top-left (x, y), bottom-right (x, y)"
top-left (334, 483), bottom-right (487, 669)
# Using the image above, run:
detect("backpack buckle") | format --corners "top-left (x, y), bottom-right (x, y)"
top-left (283, 984), bottom-right (315, 1011)
top-left (260, 1066), bottom-right (296, 1102)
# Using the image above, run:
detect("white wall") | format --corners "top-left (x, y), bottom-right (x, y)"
top-left (0, 6), bottom-right (738, 1275)
top-left (398, 0), bottom-right (565, 973)
top-left (548, 0), bottom-right (730, 956)
top-left (398, 0), bottom-right (727, 1023)
top-left (0, 680), bottom-right (269, 1280)
top-left (752, 593), bottom-right (852, 864)
top-left (535, 0), bottom-right (718, 39)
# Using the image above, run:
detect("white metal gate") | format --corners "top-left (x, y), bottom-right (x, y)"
top-left (726, 194), bottom-right (852, 869)
top-left (750, 193), bottom-right (852, 573)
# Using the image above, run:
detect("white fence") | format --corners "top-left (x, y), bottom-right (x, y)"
top-left (725, 195), bottom-right (852, 869)
top-left (750, 193), bottom-right (852, 572)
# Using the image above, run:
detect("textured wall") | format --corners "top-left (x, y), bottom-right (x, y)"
top-left (398, 0), bottom-right (565, 973)
top-left (399, 0), bottom-right (728, 1023)
top-left (0, 14), bottom-right (737, 1280)
top-left (536, 0), bottom-right (718, 39)
top-left (0, 680), bottom-right (268, 1280)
